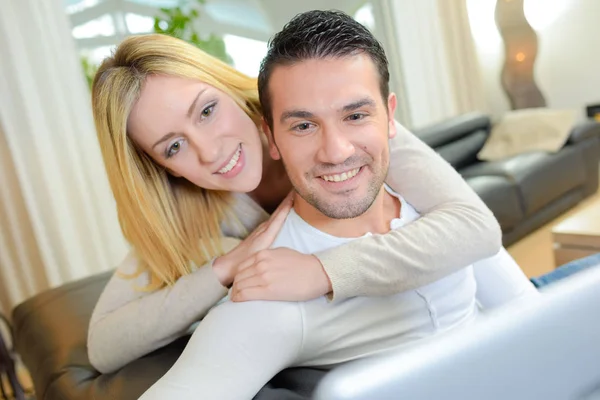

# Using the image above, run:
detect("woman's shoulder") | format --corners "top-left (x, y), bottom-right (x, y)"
top-left (111, 249), bottom-right (153, 288)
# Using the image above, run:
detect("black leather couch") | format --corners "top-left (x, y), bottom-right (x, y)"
top-left (414, 112), bottom-right (600, 246)
top-left (12, 112), bottom-right (600, 400)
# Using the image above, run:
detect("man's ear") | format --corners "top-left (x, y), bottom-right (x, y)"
top-left (262, 118), bottom-right (281, 160)
top-left (387, 93), bottom-right (398, 139)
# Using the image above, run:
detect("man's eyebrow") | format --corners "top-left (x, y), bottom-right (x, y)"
top-left (341, 98), bottom-right (377, 113)
top-left (187, 88), bottom-right (207, 118)
top-left (280, 110), bottom-right (315, 124)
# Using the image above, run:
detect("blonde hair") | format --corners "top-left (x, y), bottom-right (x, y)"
top-left (92, 34), bottom-right (262, 290)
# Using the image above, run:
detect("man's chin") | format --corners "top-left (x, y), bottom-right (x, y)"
top-left (313, 198), bottom-right (373, 219)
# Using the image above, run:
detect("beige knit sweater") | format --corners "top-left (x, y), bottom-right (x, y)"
top-left (87, 122), bottom-right (502, 374)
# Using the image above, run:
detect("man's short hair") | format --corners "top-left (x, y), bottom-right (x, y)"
top-left (257, 9), bottom-right (390, 129)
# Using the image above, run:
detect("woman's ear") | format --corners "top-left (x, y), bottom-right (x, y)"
top-left (262, 118), bottom-right (281, 160)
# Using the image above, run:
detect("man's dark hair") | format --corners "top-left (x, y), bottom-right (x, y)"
top-left (257, 9), bottom-right (390, 130)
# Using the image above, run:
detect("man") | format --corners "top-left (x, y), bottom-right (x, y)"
top-left (139, 10), bottom-right (535, 400)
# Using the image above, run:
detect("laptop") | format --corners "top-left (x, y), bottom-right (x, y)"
top-left (313, 265), bottom-right (600, 400)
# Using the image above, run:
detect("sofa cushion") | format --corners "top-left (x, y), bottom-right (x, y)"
top-left (435, 130), bottom-right (489, 170)
top-left (416, 112), bottom-right (490, 148)
top-left (460, 147), bottom-right (586, 217)
top-left (477, 108), bottom-right (579, 161)
top-left (465, 175), bottom-right (524, 231)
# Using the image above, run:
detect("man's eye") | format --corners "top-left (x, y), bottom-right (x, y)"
top-left (294, 122), bottom-right (313, 131)
top-left (348, 113), bottom-right (365, 121)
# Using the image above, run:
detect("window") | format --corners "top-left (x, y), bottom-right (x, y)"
top-left (223, 34), bottom-right (267, 77)
top-left (66, 0), bottom-right (378, 82)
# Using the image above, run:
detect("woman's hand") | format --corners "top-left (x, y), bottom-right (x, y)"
top-left (212, 192), bottom-right (294, 287)
top-left (230, 248), bottom-right (333, 302)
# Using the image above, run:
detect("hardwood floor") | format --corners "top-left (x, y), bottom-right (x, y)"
top-left (508, 188), bottom-right (600, 278)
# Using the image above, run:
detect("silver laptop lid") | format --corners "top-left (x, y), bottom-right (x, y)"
top-left (314, 265), bottom-right (600, 400)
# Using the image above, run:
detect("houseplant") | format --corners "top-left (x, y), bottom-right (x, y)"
top-left (81, 0), bottom-right (231, 87)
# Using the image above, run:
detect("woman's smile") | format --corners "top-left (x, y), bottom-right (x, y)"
top-left (215, 144), bottom-right (245, 178)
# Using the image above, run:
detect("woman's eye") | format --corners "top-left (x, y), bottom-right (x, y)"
top-left (166, 139), bottom-right (184, 158)
top-left (200, 103), bottom-right (216, 120)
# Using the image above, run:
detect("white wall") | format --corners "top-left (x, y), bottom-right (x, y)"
top-left (467, 0), bottom-right (600, 120)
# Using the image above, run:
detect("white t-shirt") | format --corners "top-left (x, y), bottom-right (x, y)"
top-left (268, 186), bottom-right (478, 367)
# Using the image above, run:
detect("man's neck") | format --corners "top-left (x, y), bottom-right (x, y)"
top-left (294, 187), bottom-right (401, 238)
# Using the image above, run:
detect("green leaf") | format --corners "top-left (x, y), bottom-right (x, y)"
top-left (151, 0), bottom-right (233, 65)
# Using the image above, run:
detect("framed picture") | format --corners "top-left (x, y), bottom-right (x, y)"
top-left (586, 104), bottom-right (600, 122)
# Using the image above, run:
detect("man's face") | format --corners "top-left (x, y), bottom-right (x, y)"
top-left (265, 54), bottom-right (397, 219)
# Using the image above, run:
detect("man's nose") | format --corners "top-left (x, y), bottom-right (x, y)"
top-left (317, 125), bottom-right (355, 165)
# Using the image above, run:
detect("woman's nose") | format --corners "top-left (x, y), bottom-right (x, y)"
top-left (190, 135), bottom-right (221, 165)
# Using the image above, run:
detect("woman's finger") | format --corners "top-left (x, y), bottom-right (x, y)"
top-left (232, 273), bottom-right (263, 293)
top-left (235, 253), bottom-right (257, 275)
top-left (233, 261), bottom-right (260, 284)
top-left (267, 192), bottom-right (293, 225)
top-left (230, 271), bottom-right (264, 301)
top-left (261, 192), bottom-right (294, 244)
top-left (231, 286), bottom-right (270, 302)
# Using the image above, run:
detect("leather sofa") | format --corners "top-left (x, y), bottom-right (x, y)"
top-left (414, 112), bottom-right (600, 246)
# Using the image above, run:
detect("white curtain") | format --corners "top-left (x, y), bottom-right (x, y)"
top-left (390, 0), bottom-right (488, 129)
top-left (0, 0), bottom-right (127, 317)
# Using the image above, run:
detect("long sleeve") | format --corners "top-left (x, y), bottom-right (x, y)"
top-left (316, 121), bottom-right (502, 300)
top-left (473, 247), bottom-right (539, 310)
top-left (88, 250), bottom-right (230, 374)
top-left (138, 300), bottom-right (303, 400)
top-left (86, 194), bottom-right (265, 374)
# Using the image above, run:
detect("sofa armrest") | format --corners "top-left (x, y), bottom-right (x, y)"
top-left (567, 119), bottom-right (600, 145)
top-left (12, 271), bottom-right (113, 399)
top-left (414, 112), bottom-right (491, 149)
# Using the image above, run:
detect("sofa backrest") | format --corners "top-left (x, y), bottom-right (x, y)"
top-left (414, 112), bottom-right (491, 170)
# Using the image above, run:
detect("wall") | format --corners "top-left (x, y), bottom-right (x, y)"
top-left (467, 0), bottom-right (600, 119)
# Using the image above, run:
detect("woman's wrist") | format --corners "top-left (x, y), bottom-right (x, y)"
top-left (212, 256), bottom-right (234, 287)
top-left (314, 255), bottom-right (333, 295)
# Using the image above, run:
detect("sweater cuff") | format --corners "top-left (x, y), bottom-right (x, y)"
top-left (316, 251), bottom-right (358, 302)
top-left (188, 258), bottom-right (229, 294)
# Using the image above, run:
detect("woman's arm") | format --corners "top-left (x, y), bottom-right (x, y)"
top-left (88, 198), bottom-right (294, 374)
top-left (316, 121), bottom-right (502, 300)
top-left (88, 250), bottom-right (229, 374)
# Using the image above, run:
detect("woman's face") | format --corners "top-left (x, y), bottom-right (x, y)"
top-left (128, 75), bottom-right (263, 192)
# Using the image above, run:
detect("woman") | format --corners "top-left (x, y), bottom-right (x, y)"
top-left (89, 32), bottom-right (505, 378)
